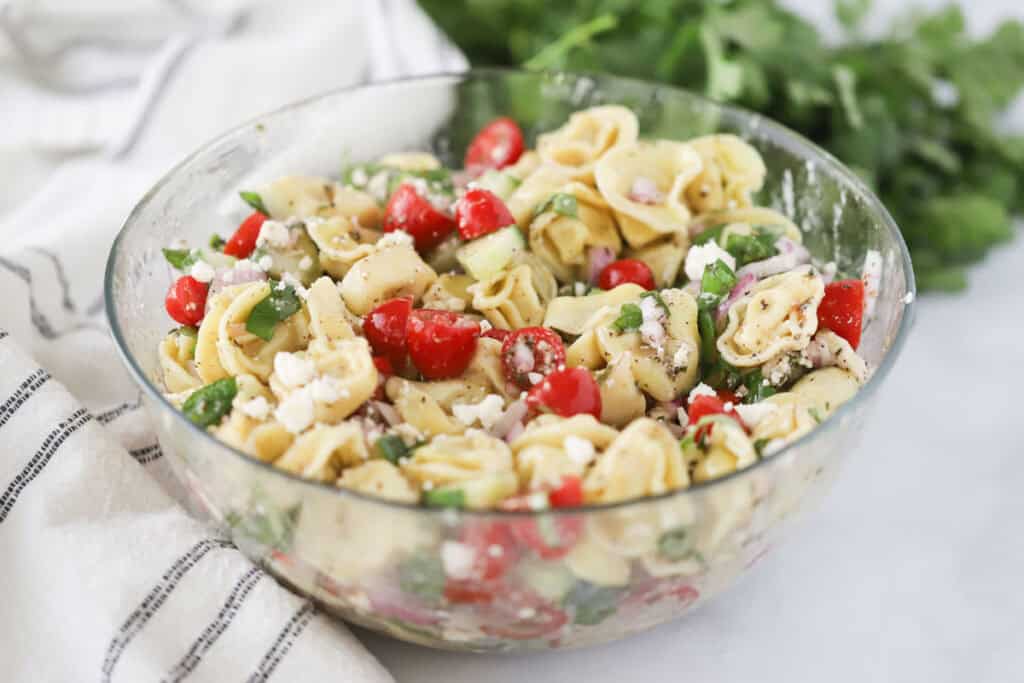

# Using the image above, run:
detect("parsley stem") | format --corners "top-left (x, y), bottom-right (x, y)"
top-left (524, 13), bottom-right (619, 71)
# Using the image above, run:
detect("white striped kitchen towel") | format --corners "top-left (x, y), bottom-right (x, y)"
top-left (0, 0), bottom-right (465, 680)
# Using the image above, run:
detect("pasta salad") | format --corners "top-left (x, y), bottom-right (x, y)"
top-left (158, 106), bottom-right (876, 511)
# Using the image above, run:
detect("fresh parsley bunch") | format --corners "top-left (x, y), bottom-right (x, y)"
top-left (420, 0), bottom-right (1024, 291)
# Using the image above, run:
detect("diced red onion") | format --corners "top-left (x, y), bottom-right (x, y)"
top-left (207, 266), bottom-right (267, 300)
top-left (371, 400), bottom-right (402, 427)
top-left (717, 272), bottom-right (757, 321)
top-left (628, 176), bottom-right (664, 205)
top-left (509, 340), bottom-right (535, 375)
top-left (490, 400), bottom-right (528, 439)
top-left (586, 246), bottom-right (616, 284)
top-left (735, 238), bottom-right (810, 280)
top-left (503, 420), bottom-right (525, 443)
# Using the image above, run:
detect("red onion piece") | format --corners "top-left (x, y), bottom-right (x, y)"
top-left (371, 400), bottom-right (402, 427)
top-left (586, 246), bottom-right (616, 285)
top-left (490, 400), bottom-right (528, 439)
top-left (503, 420), bottom-right (525, 443)
top-left (207, 266), bottom-right (267, 300)
top-left (628, 176), bottom-right (664, 205)
top-left (717, 272), bottom-right (757, 320)
top-left (734, 238), bottom-right (810, 281)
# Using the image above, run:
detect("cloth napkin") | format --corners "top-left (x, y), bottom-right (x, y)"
top-left (0, 1), bottom-right (465, 680)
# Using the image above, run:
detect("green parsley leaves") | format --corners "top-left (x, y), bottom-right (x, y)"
top-left (162, 247), bottom-right (198, 271)
top-left (239, 191), bottom-right (268, 215)
top-left (534, 193), bottom-right (578, 218)
top-left (612, 302), bottom-right (643, 332)
top-left (375, 435), bottom-right (409, 465)
top-left (245, 281), bottom-right (301, 341)
top-left (182, 377), bottom-right (237, 428)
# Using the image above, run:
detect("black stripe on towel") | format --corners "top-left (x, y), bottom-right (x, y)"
top-left (129, 444), bottom-right (163, 465)
top-left (161, 566), bottom-right (265, 683)
top-left (100, 538), bottom-right (235, 682)
top-left (95, 396), bottom-right (143, 425)
top-left (0, 407), bottom-right (90, 524)
top-left (0, 368), bottom-right (50, 429)
top-left (246, 602), bottom-right (317, 683)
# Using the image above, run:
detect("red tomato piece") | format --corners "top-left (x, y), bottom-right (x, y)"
top-left (548, 475), bottom-right (584, 508)
top-left (406, 309), bottom-right (480, 379)
top-left (499, 494), bottom-right (585, 559)
top-left (382, 184), bottom-right (456, 252)
top-left (687, 394), bottom-right (743, 426)
top-left (454, 188), bottom-right (515, 240)
top-left (223, 211), bottom-right (266, 259)
top-left (363, 298), bottom-right (412, 367)
top-left (598, 258), bottom-right (656, 291)
top-left (817, 279), bottom-right (865, 349)
top-left (443, 580), bottom-right (497, 605)
top-left (372, 355), bottom-right (394, 376)
top-left (526, 367), bottom-right (601, 419)
top-left (500, 327), bottom-right (567, 390)
top-left (164, 275), bottom-right (208, 326)
top-left (464, 117), bottom-right (525, 173)
top-left (482, 327), bottom-right (511, 343)
top-left (460, 520), bottom-right (520, 581)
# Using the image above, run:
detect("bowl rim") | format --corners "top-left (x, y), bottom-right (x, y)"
top-left (105, 66), bottom-right (916, 518)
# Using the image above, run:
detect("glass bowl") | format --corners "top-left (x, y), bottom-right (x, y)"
top-left (106, 69), bottom-right (915, 651)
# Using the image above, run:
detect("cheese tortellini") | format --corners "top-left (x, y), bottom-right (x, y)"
top-left (537, 105), bottom-right (639, 184)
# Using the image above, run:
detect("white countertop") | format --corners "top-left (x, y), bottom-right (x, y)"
top-left (360, 233), bottom-right (1024, 681)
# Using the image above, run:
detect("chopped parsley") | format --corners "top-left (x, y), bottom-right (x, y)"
top-left (691, 224), bottom-right (727, 246)
top-left (375, 435), bottom-right (409, 465)
top-left (724, 228), bottom-right (779, 267)
top-left (182, 377), bottom-right (237, 428)
top-left (245, 281), bottom-right (301, 342)
top-left (209, 233), bottom-right (227, 251)
top-left (162, 247), bottom-right (198, 271)
top-left (741, 369), bottom-right (777, 403)
top-left (809, 407), bottom-right (824, 423)
top-left (239, 190), bottom-right (268, 216)
top-left (612, 302), bottom-right (643, 332)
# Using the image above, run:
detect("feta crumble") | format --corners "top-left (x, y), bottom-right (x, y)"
top-left (735, 401), bottom-right (779, 428)
top-left (687, 382), bottom-right (717, 403)
top-left (274, 390), bottom-right (315, 434)
top-left (440, 541), bottom-right (476, 580)
top-left (684, 242), bottom-right (736, 282)
top-left (451, 394), bottom-right (505, 429)
top-left (257, 220), bottom-right (291, 248)
top-left (309, 375), bottom-right (349, 403)
top-left (274, 352), bottom-right (316, 388)
top-left (376, 230), bottom-right (414, 250)
top-left (564, 435), bottom-right (595, 466)
top-left (189, 260), bottom-right (215, 283)
top-left (236, 395), bottom-right (270, 421)
top-left (257, 255), bottom-right (274, 272)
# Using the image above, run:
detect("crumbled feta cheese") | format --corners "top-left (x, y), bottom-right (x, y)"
top-left (684, 242), bottom-right (736, 282)
top-left (376, 230), bottom-right (414, 250)
top-left (564, 435), bottom-right (595, 466)
top-left (735, 402), bottom-right (779, 428)
top-left (573, 281), bottom-right (588, 296)
top-left (309, 375), bottom-right (349, 403)
top-left (903, 291), bottom-right (915, 304)
top-left (526, 491), bottom-right (549, 511)
top-left (298, 255), bottom-right (314, 271)
top-left (479, 319), bottom-right (493, 332)
top-left (723, 401), bottom-right (734, 412)
top-left (257, 255), bottom-right (274, 271)
top-left (440, 541), bottom-right (476, 580)
top-left (517, 607), bottom-right (537, 620)
top-left (350, 168), bottom-right (368, 187)
top-left (487, 544), bottom-right (504, 558)
top-left (280, 272), bottom-right (309, 299)
top-left (236, 395), bottom-right (270, 421)
top-left (672, 341), bottom-right (693, 369)
top-left (235, 258), bottom-right (260, 272)
top-left (274, 389), bottom-right (315, 434)
top-left (421, 480), bottom-right (434, 491)
top-left (366, 171), bottom-right (390, 202)
top-left (274, 352), bottom-right (315, 388)
top-left (451, 394), bottom-right (506, 429)
top-left (189, 260), bottom-right (215, 283)
top-left (257, 220), bottom-right (291, 248)
top-left (687, 382), bottom-right (717, 403)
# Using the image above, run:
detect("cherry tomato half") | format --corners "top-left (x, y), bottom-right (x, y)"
top-left (164, 275), bottom-right (208, 326)
top-left (406, 309), bottom-right (480, 379)
top-left (383, 184), bottom-right (456, 252)
top-left (598, 258), bottom-right (655, 291)
top-left (482, 327), bottom-right (511, 343)
top-left (526, 367), bottom-right (601, 419)
top-left (817, 279), bottom-right (865, 349)
top-left (443, 580), bottom-right (498, 605)
top-left (454, 188), bottom-right (516, 240)
top-left (372, 355), bottom-right (394, 376)
top-left (460, 520), bottom-right (520, 581)
top-left (548, 475), bottom-right (584, 508)
top-left (500, 327), bottom-right (567, 390)
top-left (223, 211), bottom-right (266, 259)
top-left (687, 394), bottom-right (746, 433)
top-left (363, 297), bottom-right (412, 368)
top-left (464, 117), bottom-right (525, 173)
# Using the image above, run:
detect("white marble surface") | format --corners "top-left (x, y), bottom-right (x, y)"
top-left (361, 2), bottom-right (1024, 681)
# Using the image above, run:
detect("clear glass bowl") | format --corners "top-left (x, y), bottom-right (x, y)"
top-left (106, 69), bottom-right (915, 651)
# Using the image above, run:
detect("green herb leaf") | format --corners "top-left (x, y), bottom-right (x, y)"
top-left (611, 302), bottom-right (643, 332)
top-left (182, 377), bottom-right (237, 428)
top-left (534, 193), bottom-right (578, 219)
top-left (209, 234), bottom-right (226, 251)
top-left (162, 247), bottom-right (198, 271)
top-left (563, 581), bottom-right (622, 626)
top-left (640, 290), bottom-right (671, 316)
top-left (424, 487), bottom-right (465, 508)
top-left (239, 191), bottom-right (268, 215)
top-left (245, 282), bottom-right (301, 342)
top-left (692, 224), bottom-right (727, 246)
top-left (742, 369), bottom-right (777, 404)
top-left (375, 435), bottom-right (409, 465)
top-left (398, 551), bottom-right (445, 604)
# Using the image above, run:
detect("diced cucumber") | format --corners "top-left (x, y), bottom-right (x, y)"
top-left (474, 170), bottom-right (521, 200)
top-left (515, 559), bottom-right (577, 602)
top-left (426, 233), bottom-right (462, 272)
top-left (255, 228), bottom-right (323, 286)
top-left (455, 226), bottom-right (525, 281)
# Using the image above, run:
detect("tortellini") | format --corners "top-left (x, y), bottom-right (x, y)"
top-left (749, 393), bottom-right (818, 447)
top-left (584, 418), bottom-right (689, 503)
top-left (790, 367), bottom-right (861, 418)
top-left (422, 273), bottom-right (475, 312)
top-left (684, 134), bottom-right (766, 213)
top-left (624, 229), bottom-right (689, 288)
top-left (159, 328), bottom-right (201, 393)
top-left (273, 422), bottom-right (370, 483)
top-left (537, 105), bottom-right (639, 184)
top-left (376, 151), bottom-right (441, 172)
top-left (717, 267), bottom-right (825, 368)
top-left (306, 215), bottom-right (381, 279)
top-left (689, 206), bottom-right (802, 245)
top-left (338, 460), bottom-right (419, 503)
top-left (338, 241), bottom-right (437, 315)
top-left (259, 175), bottom-right (382, 227)
top-left (528, 182), bottom-right (621, 282)
top-left (510, 414), bottom-right (618, 489)
top-left (568, 288), bottom-right (701, 402)
top-left (544, 283), bottom-right (646, 335)
top-left (681, 417), bottom-right (758, 483)
top-left (470, 265), bottom-right (548, 329)
top-left (595, 140), bottom-right (702, 248)
top-left (401, 430), bottom-right (518, 508)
